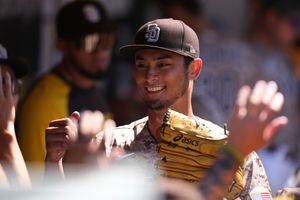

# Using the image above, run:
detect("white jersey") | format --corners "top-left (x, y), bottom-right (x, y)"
top-left (101, 117), bottom-right (271, 199)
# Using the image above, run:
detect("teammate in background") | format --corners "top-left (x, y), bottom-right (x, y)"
top-left (17, 0), bottom-right (116, 167)
top-left (0, 44), bottom-right (30, 187)
top-left (45, 18), bottom-right (285, 199)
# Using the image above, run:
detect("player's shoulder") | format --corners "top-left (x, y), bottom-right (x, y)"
top-left (31, 71), bottom-right (68, 91)
top-left (116, 117), bottom-right (148, 131)
top-left (96, 117), bottom-right (149, 147)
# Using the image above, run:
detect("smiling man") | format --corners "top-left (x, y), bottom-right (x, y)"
top-left (45, 18), bottom-right (279, 199)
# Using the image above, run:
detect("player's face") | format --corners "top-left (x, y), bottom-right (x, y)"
top-left (133, 49), bottom-right (189, 110)
top-left (66, 38), bottom-right (113, 79)
top-left (64, 33), bottom-right (114, 79)
top-left (271, 14), bottom-right (299, 48)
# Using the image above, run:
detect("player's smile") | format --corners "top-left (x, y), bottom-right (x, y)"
top-left (145, 85), bottom-right (165, 93)
top-left (132, 48), bottom-right (193, 110)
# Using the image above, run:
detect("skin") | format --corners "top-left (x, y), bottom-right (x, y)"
top-left (133, 49), bottom-right (202, 140)
top-left (0, 64), bottom-right (30, 187)
top-left (56, 39), bottom-right (113, 88)
top-left (44, 37), bottom-right (114, 175)
top-left (200, 80), bottom-right (288, 200)
top-left (45, 48), bottom-right (287, 199)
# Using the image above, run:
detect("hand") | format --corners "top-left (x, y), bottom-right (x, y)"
top-left (0, 68), bottom-right (18, 135)
top-left (63, 110), bottom-right (116, 164)
top-left (45, 111), bottom-right (80, 162)
top-left (45, 110), bottom-right (117, 164)
top-left (227, 80), bottom-right (288, 156)
top-left (79, 110), bottom-right (116, 140)
top-left (0, 68), bottom-right (30, 187)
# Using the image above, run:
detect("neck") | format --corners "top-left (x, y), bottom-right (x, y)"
top-left (59, 61), bottom-right (96, 89)
top-left (147, 82), bottom-right (194, 140)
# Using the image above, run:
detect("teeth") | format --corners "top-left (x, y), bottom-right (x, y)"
top-left (147, 86), bottom-right (164, 92)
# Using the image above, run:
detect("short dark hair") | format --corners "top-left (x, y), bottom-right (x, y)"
top-left (184, 56), bottom-right (194, 67)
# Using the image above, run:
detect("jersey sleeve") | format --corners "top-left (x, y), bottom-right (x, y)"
top-left (239, 151), bottom-right (272, 200)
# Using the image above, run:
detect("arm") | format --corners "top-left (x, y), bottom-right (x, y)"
top-left (198, 80), bottom-right (288, 200)
top-left (44, 111), bottom-right (80, 180)
top-left (0, 69), bottom-right (30, 187)
top-left (44, 110), bottom-right (116, 180)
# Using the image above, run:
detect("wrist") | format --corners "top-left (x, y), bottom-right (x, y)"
top-left (1, 122), bottom-right (16, 136)
top-left (221, 144), bottom-right (244, 166)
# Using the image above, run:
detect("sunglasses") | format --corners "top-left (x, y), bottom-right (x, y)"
top-left (73, 32), bottom-right (115, 53)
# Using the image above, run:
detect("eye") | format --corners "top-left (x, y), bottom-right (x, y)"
top-left (135, 62), bottom-right (148, 70)
top-left (159, 62), bottom-right (171, 68)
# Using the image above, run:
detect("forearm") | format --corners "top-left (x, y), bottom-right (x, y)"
top-left (0, 164), bottom-right (9, 188)
top-left (44, 156), bottom-right (65, 182)
top-left (0, 126), bottom-right (31, 187)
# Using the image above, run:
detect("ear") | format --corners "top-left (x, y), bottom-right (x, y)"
top-left (188, 58), bottom-right (202, 80)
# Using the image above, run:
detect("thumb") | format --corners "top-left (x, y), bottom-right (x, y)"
top-left (70, 111), bottom-right (80, 127)
top-left (264, 116), bottom-right (288, 141)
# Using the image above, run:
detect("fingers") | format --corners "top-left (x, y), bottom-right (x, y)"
top-left (70, 111), bottom-right (80, 124)
top-left (235, 80), bottom-right (284, 121)
top-left (249, 80), bottom-right (267, 105)
top-left (261, 81), bottom-right (277, 105)
top-left (263, 116), bottom-right (288, 141)
top-left (3, 72), bottom-right (12, 99)
top-left (247, 80), bottom-right (268, 117)
top-left (0, 69), bottom-right (13, 99)
top-left (228, 80), bottom-right (287, 155)
top-left (234, 85), bottom-right (251, 117)
top-left (46, 112), bottom-right (81, 162)
top-left (79, 110), bottom-right (104, 137)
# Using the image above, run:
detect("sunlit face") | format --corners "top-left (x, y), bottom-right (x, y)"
top-left (133, 49), bottom-right (190, 110)
top-left (66, 41), bottom-right (113, 79)
top-left (273, 14), bottom-right (299, 48)
top-left (69, 44), bottom-right (112, 78)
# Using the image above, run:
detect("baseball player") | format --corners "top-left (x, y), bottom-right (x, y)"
top-left (45, 18), bottom-right (287, 199)
top-left (17, 0), bottom-right (115, 169)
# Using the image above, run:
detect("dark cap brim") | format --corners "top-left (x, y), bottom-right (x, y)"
top-left (0, 58), bottom-right (29, 79)
top-left (119, 44), bottom-right (197, 60)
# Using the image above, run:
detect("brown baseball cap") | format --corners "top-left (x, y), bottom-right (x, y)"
top-left (119, 18), bottom-right (199, 59)
top-left (55, 0), bottom-right (113, 40)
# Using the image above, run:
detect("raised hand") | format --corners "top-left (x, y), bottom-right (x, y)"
top-left (0, 68), bottom-right (18, 136)
top-left (227, 80), bottom-right (288, 156)
top-left (0, 67), bottom-right (30, 187)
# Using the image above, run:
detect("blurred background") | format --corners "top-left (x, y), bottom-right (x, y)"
top-left (0, 0), bottom-right (248, 85)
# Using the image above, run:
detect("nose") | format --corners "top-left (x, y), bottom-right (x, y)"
top-left (145, 66), bottom-right (158, 84)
